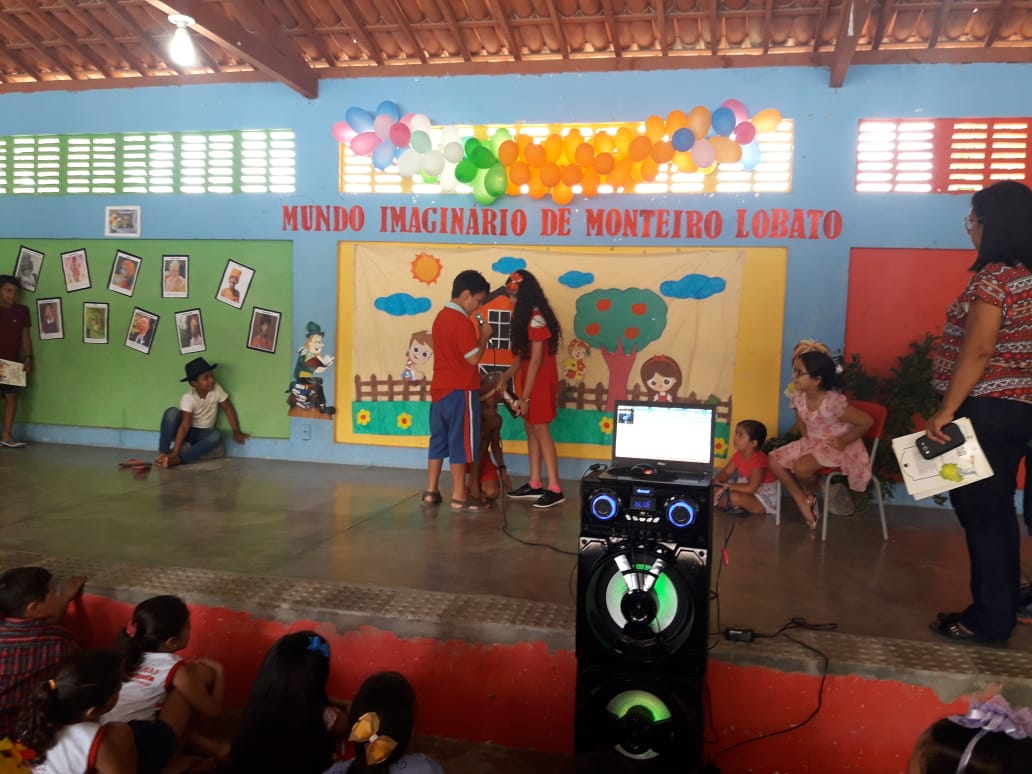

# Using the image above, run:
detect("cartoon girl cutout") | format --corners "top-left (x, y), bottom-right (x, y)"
top-left (401, 330), bottom-right (434, 381)
top-left (640, 355), bottom-right (682, 403)
top-left (562, 338), bottom-right (590, 383)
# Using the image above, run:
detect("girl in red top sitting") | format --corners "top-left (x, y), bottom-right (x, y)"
top-left (713, 420), bottom-right (778, 515)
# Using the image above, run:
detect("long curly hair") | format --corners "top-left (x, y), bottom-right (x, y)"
top-left (17, 651), bottom-right (123, 763)
top-left (508, 270), bottom-right (561, 358)
top-left (115, 595), bottom-right (189, 676)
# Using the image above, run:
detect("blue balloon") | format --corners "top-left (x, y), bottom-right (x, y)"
top-left (711, 107), bottom-right (736, 137)
top-left (740, 140), bottom-right (762, 170)
top-left (372, 140), bottom-right (397, 171)
top-left (345, 107), bottom-right (374, 134)
top-left (376, 100), bottom-right (401, 122)
top-left (671, 128), bottom-right (696, 152)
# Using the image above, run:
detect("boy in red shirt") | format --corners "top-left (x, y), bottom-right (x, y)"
top-left (0, 275), bottom-right (32, 448)
top-left (423, 270), bottom-right (492, 511)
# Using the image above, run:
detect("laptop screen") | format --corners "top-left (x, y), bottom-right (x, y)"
top-left (611, 401), bottom-right (715, 476)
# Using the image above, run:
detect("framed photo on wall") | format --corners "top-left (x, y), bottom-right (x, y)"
top-left (36, 298), bottom-right (63, 341)
top-left (14, 246), bottom-right (44, 292)
top-left (215, 260), bottom-right (255, 310)
top-left (83, 302), bottom-right (108, 344)
top-left (162, 255), bottom-right (189, 299)
top-left (108, 250), bottom-right (141, 296)
top-left (105, 205), bottom-right (141, 238)
top-left (61, 249), bottom-right (91, 293)
top-left (247, 308), bottom-right (281, 353)
top-left (175, 309), bottom-right (206, 355)
top-left (125, 307), bottom-right (158, 354)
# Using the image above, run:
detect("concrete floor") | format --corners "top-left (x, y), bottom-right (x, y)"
top-left (3, 443), bottom-right (1032, 772)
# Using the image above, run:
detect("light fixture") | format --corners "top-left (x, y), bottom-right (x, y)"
top-left (168, 14), bottom-right (196, 67)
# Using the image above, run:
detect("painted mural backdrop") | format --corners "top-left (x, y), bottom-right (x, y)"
top-left (344, 244), bottom-right (743, 461)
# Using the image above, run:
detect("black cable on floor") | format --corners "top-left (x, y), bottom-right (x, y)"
top-left (707, 513), bottom-right (736, 650)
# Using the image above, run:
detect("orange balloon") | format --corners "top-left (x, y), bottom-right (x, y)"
top-left (506, 182), bottom-right (522, 196)
top-left (508, 161), bottom-right (530, 185)
top-left (628, 161), bottom-right (643, 185)
top-left (551, 182), bottom-right (574, 206)
top-left (628, 135), bottom-right (652, 162)
top-left (594, 152), bottom-right (615, 175)
top-left (650, 140), bottom-right (675, 164)
top-left (561, 164), bottom-right (583, 186)
top-left (607, 158), bottom-right (632, 189)
top-left (594, 132), bottom-right (616, 155)
top-left (673, 151), bottom-right (697, 174)
top-left (497, 140), bottom-right (519, 166)
top-left (615, 127), bottom-right (634, 157)
top-left (666, 109), bottom-right (689, 136)
top-left (640, 157), bottom-right (659, 182)
top-left (686, 106), bottom-right (712, 139)
top-left (527, 170), bottom-right (547, 199)
top-left (580, 167), bottom-right (600, 197)
top-left (524, 143), bottom-right (546, 168)
top-left (574, 142), bottom-right (596, 168)
top-left (644, 114), bottom-right (666, 143)
top-left (515, 133), bottom-right (534, 156)
top-left (540, 161), bottom-right (561, 188)
top-left (543, 133), bottom-right (564, 163)
top-left (710, 136), bottom-right (743, 164)
top-left (563, 130), bottom-right (583, 164)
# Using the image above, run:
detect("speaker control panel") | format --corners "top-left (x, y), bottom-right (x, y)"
top-left (581, 470), bottom-right (710, 544)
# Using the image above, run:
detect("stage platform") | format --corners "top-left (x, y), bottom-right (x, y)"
top-left (2, 443), bottom-right (1032, 772)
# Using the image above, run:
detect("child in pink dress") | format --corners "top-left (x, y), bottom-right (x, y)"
top-left (769, 351), bottom-right (873, 529)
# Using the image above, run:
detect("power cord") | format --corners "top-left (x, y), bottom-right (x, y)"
top-left (705, 618), bottom-right (835, 771)
top-left (707, 514), bottom-right (736, 650)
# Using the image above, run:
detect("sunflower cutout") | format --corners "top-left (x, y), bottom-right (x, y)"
top-left (713, 437), bottom-right (728, 458)
top-left (599, 416), bottom-right (614, 435)
top-left (397, 412), bottom-right (413, 430)
top-left (356, 409), bottom-right (372, 426)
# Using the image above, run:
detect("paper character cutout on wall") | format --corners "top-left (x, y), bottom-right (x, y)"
top-left (562, 338), bottom-right (590, 384)
top-left (288, 321), bottom-right (336, 417)
top-left (401, 330), bottom-right (433, 381)
top-left (640, 354), bottom-right (682, 403)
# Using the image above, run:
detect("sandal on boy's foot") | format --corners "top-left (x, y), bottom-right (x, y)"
top-left (119, 458), bottom-right (147, 469)
top-left (450, 498), bottom-right (491, 512)
top-left (0, 440), bottom-right (26, 448)
top-left (928, 618), bottom-right (1007, 646)
top-left (420, 490), bottom-right (442, 506)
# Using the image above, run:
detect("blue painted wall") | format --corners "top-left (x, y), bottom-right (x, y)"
top-left (1, 63), bottom-right (1026, 478)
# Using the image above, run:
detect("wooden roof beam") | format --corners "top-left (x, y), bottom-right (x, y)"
top-left (0, 13), bottom-right (77, 80)
top-left (283, 0), bottom-right (339, 68)
top-left (708, 0), bottom-right (721, 55)
top-left (542, 0), bottom-right (571, 58)
top-left (829, 0), bottom-right (871, 87)
top-left (762, 0), bottom-right (774, 54)
top-left (385, 0), bottom-right (430, 64)
top-left (325, 0), bottom-right (385, 65)
top-left (140, 0), bottom-right (318, 98)
top-left (599, 0), bottom-right (623, 57)
top-left (100, 0), bottom-right (188, 75)
top-left (928, 0), bottom-right (955, 48)
top-left (869, 0), bottom-right (896, 51)
top-left (432, 0), bottom-right (474, 62)
top-left (485, 0), bottom-right (522, 60)
top-left (984, 0), bottom-right (1012, 47)
top-left (57, 0), bottom-right (146, 77)
top-left (21, 3), bottom-right (114, 77)
top-left (812, 0), bottom-right (832, 53)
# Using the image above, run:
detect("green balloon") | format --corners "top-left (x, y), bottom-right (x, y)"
top-left (472, 146), bottom-right (496, 169)
top-left (472, 173), bottom-right (496, 206)
top-left (464, 137), bottom-right (482, 156)
top-left (484, 164), bottom-right (507, 197)
top-left (420, 172), bottom-right (439, 184)
top-left (490, 128), bottom-right (513, 153)
top-left (455, 159), bottom-right (477, 183)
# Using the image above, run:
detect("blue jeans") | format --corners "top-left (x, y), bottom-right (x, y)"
top-left (159, 407), bottom-right (223, 464)
top-left (950, 396), bottom-right (1032, 640)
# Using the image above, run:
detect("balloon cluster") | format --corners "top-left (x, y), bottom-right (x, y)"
top-left (332, 99), bottom-right (783, 206)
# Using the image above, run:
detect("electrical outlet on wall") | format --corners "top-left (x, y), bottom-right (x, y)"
top-left (301, 423), bottom-right (311, 441)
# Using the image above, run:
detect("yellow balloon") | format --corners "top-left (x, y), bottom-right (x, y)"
top-left (686, 106), bottom-right (711, 139)
top-left (644, 115), bottom-right (666, 143)
top-left (615, 127), bottom-right (634, 157)
top-left (710, 136), bottom-right (743, 164)
top-left (594, 132), bottom-right (616, 154)
top-left (543, 133), bottom-right (564, 163)
top-left (699, 161), bottom-right (718, 176)
top-left (563, 130), bottom-right (583, 164)
top-left (673, 151), bottom-right (697, 174)
top-left (666, 109), bottom-right (689, 136)
top-left (751, 108), bottom-right (783, 134)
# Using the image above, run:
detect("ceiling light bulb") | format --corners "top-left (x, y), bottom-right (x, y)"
top-left (168, 14), bottom-right (196, 67)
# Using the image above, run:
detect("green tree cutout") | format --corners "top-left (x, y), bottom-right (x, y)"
top-left (574, 288), bottom-right (668, 410)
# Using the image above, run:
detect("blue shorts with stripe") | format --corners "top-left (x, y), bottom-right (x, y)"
top-left (428, 389), bottom-right (480, 465)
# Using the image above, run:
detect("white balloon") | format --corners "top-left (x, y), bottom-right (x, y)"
top-left (397, 148), bottom-right (422, 177)
top-left (440, 126), bottom-right (460, 144)
top-left (409, 114), bottom-right (432, 134)
top-left (439, 165), bottom-right (458, 192)
top-left (421, 149), bottom-right (446, 177)
top-left (443, 141), bottom-right (464, 164)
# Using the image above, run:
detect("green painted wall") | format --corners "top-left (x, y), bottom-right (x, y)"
top-left (6, 239), bottom-right (292, 439)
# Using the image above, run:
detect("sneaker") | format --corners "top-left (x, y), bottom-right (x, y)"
top-left (533, 490), bottom-right (566, 509)
top-left (508, 483), bottom-right (545, 500)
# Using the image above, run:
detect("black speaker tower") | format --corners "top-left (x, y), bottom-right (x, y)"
top-left (575, 468), bottom-right (712, 772)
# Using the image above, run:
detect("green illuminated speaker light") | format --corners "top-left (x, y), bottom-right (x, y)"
top-left (604, 562), bottom-right (679, 632)
top-left (606, 689), bottom-right (673, 722)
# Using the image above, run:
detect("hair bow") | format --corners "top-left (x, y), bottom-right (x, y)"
top-left (125, 621), bottom-right (138, 637)
top-left (949, 696), bottom-right (1032, 773)
top-left (306, 635), bottom-right (329, 658)
top-left (348, 712), bottom-right (398, 766)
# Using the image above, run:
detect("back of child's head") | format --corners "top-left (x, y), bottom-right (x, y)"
top-left (231, 631), bottom-right (334, 774)
top-left (450, 269), bottom-right (489, 299)
top-left (736, 420), bottom-right (768, 450)
top-left (116, 594), bottom-right (189, 675)
top-left (17, 650), bottom-right (123, 762)
top-left (348, 671), bottom-right (416, 773)
top-left (0, 566), bottom-right (52, 617)
top-left (796, 351), bottom-right (844, 391)
top-left (0, 274), bottom-right (20, 291)
top-left (910, 698), bottom-right (1032, 774)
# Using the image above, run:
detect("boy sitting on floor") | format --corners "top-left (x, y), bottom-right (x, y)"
top-left (157, 357), bottom-right (249, 468)
top-left (0, 566), bottom-right (86, 738)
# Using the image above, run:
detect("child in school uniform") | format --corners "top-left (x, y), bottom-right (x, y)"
top-left (156, 357), bottom-right (249, 468)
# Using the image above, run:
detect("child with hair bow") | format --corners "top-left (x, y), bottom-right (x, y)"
top-left (332, 672), bottom-right (442, 774)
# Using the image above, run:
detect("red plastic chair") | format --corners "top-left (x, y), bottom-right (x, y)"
top-left (774, 400), bottom-right (888, 542)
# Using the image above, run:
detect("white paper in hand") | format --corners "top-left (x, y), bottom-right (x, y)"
top-left (891, 417), bottom-right (993, 500)
top-left (0, 359), bottom-right (26, 387)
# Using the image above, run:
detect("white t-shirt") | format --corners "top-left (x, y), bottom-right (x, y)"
top-left (31, 721), bottom-right (103, 773)
top-left (179, 383), bottom-right (228, 429)
top-left (101, 652), bottom-right (182, 723)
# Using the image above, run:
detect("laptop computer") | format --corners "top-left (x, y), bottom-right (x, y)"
top-left (606, 400), bottom-right (716, 485)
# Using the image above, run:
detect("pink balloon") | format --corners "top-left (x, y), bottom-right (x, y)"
top-left (373, 113), bottom-right (393, 140)
top-left (400, 112), bottom-right (417, 127)
top-left (350, 131), bottom-right (380, 156)
top-left (733, 121), bottom-right (756, 145)
top-left (331, 122), bottom-right (355, 144)
top-left (389, 122), bottom-right (412, 148)
top-left (692, 139), bottom-right (715, 168)
top-left (722, 98), bottom-right (749, 125)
